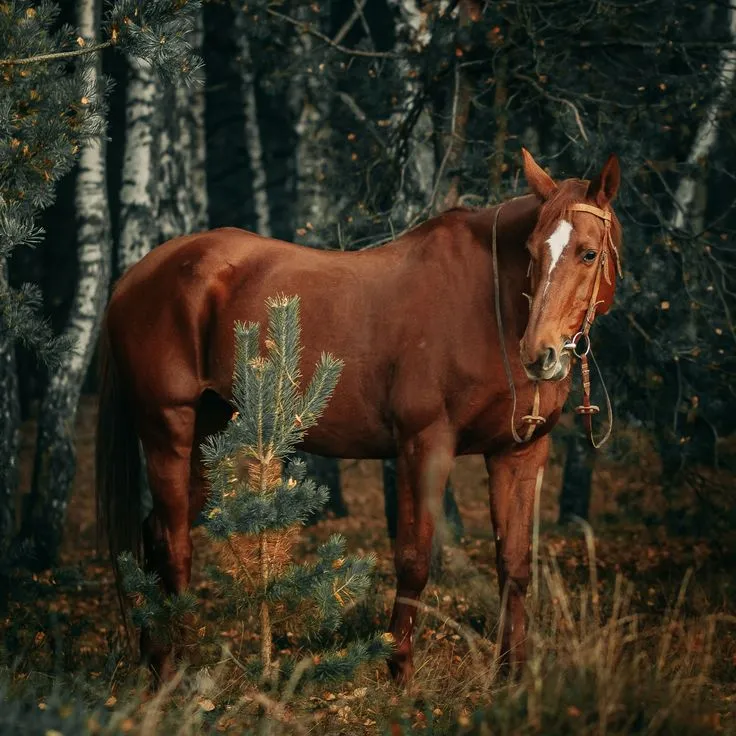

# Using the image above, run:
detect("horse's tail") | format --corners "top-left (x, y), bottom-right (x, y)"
top-left (95, 316), bottom-right (141, 647)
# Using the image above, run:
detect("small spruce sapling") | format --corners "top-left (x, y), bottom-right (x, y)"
top-left (201, 295), bottom-right (393, 685)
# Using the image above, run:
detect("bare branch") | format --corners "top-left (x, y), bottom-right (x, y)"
top-left (514, 73), bottom-right (589, 143)
top-left (267, 7), bottom-right (400, 59)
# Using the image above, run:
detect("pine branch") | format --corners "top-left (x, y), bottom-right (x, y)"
top-left (0, 40), bottom-right (115, 67)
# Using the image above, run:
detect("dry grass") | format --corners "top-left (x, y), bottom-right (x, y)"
top-left (4, 398), bottom-right (735, 734)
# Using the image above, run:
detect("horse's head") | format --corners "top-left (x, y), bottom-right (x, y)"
top-left (519, 148), bottom-right (623, 382)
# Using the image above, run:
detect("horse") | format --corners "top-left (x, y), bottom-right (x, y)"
top-left (96, 148), bottom-right (623, 684)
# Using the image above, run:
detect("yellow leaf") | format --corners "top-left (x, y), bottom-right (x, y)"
top-left (76, 36), bottom-right (86, 47)
top-left (198, 697), bottom-right (216, 712)
top-left (104, 696), bottom-right (117, 708)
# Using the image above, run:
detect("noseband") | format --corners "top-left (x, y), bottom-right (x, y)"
top-left (491, 200), bottom-right (621, 449)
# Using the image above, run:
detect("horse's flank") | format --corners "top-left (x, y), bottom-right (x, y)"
top-left (105, 193), bottom-right (566, 461)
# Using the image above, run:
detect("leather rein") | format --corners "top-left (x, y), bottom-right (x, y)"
top-left (491, 201), bottom-right (622, 449)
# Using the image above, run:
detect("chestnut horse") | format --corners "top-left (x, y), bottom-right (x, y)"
top-left (96, 148), bottom-right (622, 683)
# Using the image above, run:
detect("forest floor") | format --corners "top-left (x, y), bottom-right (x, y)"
top-left (4, 395), bottom-right (736, 734)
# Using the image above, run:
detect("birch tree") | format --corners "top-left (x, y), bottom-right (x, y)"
top-left (388, 0), bottom-right (436, 226)
top-left (234, 9), bottom-right (270, 237)
top-left (22, 0), bottom-right (112, 567)
top-left (670, 4), bottom-right (736, 233)
top-left (117, 56), bottom-right (159, 273)
top-left (158, 8), bottom-right (209, 241)
top-left (289, 8), bottom-right (334, 247)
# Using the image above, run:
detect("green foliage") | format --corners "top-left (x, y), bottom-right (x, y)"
top-left (117, 551), bottom-right (197, 646)
top-left (105, 0), bottom-right (203, 84)
top-left (198, 295), bottom-right (391, 686)
top-left (0, 0), bottom-right (201, 366)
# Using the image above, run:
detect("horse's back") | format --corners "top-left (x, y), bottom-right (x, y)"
top-left (104, 227), bottom-right (407, 454)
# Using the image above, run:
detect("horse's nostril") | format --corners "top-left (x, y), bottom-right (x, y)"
top-left (541, 347), bottom-right (557, 372)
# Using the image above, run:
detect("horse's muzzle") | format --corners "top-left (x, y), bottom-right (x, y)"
top-left (522, 346), bottom-right (570, 382)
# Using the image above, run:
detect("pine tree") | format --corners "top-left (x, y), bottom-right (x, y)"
top-left (200, 294), bottom-right (392, 684)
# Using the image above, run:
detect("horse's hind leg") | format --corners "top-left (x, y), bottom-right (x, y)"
top-left (138, 404), bottom-right (196, 682)
top-left (485, 435), bottom-right (550, 674)
top-left (388, 423), bottom-right (455, 685)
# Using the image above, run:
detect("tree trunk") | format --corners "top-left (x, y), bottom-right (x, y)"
top-left (558, 430), bottom-right (595, 523)
top-left (290, 8), bottom-right (334, 247)
top-left (22, 0), bottom-right (112, 568)
top-left (158, 9), bottom-right (209, 240)
top-left (0, 260), bottom-right (20, 560)
top-left (670, 4), bottom-right (736, 232)
top-left (432, 0), bottom-right (478, 213)
top-left (657, 3), bottom-right (736, 475)
top-left (387, 0), bottom-right (436, 226)
top-left (234, 11), bottom-right (270, 237)
top-left (190, 10), bottom-right (209, 232)
top-left (117, 56), bottom-right (159, 274)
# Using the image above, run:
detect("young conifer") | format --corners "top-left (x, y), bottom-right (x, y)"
top-left (200, 294), bottom-right (393, 684)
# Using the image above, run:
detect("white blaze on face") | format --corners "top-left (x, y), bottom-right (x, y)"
top-left (543, 219), bottom-right (574, 296)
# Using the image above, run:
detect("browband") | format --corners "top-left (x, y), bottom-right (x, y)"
top-left (568, 202), bottom-right (623, 280)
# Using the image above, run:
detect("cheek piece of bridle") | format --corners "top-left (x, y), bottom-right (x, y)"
top-left (492, 201), bottom-right (622, 449)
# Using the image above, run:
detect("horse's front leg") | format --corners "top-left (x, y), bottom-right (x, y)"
top-left (485, 435), bottom-right (550, 674)
top-left (388, 422), bottom-right (455, 686)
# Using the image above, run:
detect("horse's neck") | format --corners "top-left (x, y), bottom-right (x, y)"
top-left (472, 195), bottom-right (541, 334)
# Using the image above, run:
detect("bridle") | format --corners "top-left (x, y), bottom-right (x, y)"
top-left (491, 200), bottom-right (622, 449)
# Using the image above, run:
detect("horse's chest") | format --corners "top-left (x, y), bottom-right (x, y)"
top-left (457, 378), bottom-right (569, 454)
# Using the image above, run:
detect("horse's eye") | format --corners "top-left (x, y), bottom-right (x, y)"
top-left (582, 250), bottom-right (597, 264)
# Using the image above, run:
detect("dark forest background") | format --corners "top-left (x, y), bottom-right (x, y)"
top-left (2, 0), bottom-right (736, 576)
top-left (2, 1), bottom-right (736, 731)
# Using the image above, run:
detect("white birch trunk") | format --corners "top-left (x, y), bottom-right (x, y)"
top-left (389, 0), bottom-right (436, 225)
top-left (158, 9), bottom-right (209, 241)
top-left (191, 10), bottom-right (209, 232)
top-left (25, 0), bottom-right (112, 565)
top-left (235, 11), bottom-right (271, 237)
top-left (118, 56), bottom-right (159, 273)
top-left (670, 5), bottom-right (736, 231)
top-left (289, 9), bottom-right (334, 247)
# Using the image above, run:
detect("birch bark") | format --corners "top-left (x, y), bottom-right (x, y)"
top-left (235, 11), bottom-right (271, 236)
top-left (158, 9), bottom-right (209, 240)
top-left (670, 5), bottom-right (736, 231)
top-left (388, 0), bottom-right (436, 225)
top-left (289, 8), bottom-right (334, 247)
top-left (117, 56), bottom-right (159, 273)
top-left (23, 0), bottom-right (112, 566)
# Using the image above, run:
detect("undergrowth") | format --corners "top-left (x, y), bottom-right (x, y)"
top-left (1, 521), bottom-right (733, 735)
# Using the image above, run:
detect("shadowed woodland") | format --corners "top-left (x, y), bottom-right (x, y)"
top-left (1, 0), bottom-right (736, 733)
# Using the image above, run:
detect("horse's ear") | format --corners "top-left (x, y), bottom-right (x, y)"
top-left (587, 153), bottom-right (620, 208)
top-left (521, 147), bottom-right (558, 201)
